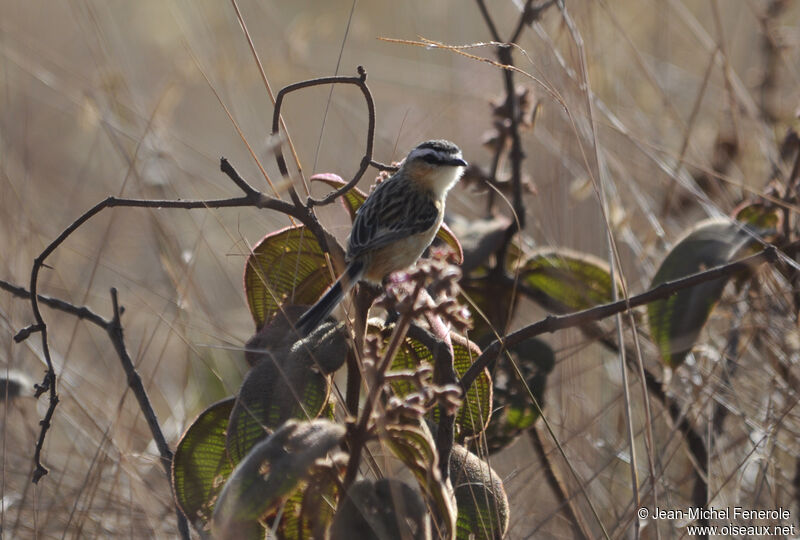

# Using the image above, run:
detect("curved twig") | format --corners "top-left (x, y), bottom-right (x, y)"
top-left (271, 67), bottom-right (380, 207)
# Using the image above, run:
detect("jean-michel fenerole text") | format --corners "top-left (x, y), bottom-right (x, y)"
top-left (651, 506), bottom-right (791, 522)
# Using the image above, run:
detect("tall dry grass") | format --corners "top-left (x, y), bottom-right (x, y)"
top-left (2, 1), bottom-right (799, 537)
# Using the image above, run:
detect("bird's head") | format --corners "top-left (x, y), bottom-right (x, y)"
top-left (402, 139), bottom-right (467, 197)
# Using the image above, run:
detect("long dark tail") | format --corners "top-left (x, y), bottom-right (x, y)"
top-left (296, 260), bottom-right (365, 335)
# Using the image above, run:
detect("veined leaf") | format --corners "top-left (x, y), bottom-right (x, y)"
top-left (273, 467), bottom-right (339, 540)
top-left (734, 202), bottom-right (781, 240)
top-left (310, 173), bottom-right (367, 222)
top-left (450, 445), bottom-right (509, 540)
top-left (436, 222), bottom-right (464, 265)
top-left (484, 338), bottom-right (555, 453)
top-left (460, 240), bottom-right (525, 346)
top-left (376, 325), bottom-right (492, 440)
top-left (447, 215), bottom-right (510, 274)
top-left (460, 272), bottom-right (517, 346)
top-left (648, 218), bottom-right (757, 367)
top-left (517, 247), bottom-right (620, 313)
top-left (449, 335), bottom-right (492, 439)
top-left (227, 320), bottom-right (347, 464)
top-left (244, 226), bottom-right (333, 329)
top-left (172, 398), bottom-right (236, 531)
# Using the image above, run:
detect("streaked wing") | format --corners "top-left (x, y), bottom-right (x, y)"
top-left (347, 178), bottom-right (439, 260)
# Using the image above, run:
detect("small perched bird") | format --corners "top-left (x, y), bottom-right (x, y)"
top-left (296, 139), bottom-right (467, 334)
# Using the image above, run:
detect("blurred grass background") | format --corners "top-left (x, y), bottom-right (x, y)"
top-left (2, 1), bottom-right (800, 537)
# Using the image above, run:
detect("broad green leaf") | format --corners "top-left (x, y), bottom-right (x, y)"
top-left (385, 333), bottom-right (432, 399)
top-left (330, 479), bottom-right (430, 539)
top-left (310, 174), bottom-right (463, 264)
top-left (376, 325), bottom-right (492, 440)
top-left (648, 218), bottom-right (756, 367)
top-left (382, 423), bottom-right (457, 539)
top-left (228, 320), bottom-right (347, 464)
top-left (450, 445), bottom-right (509, 540)
top-left (211, 420), bottom-right (345, 540)
top-left (734, 203), bottom-right (781, 240)
top-left (450, 335), bottom-right (492, 439)
top-left (172, 398), bottom-right (236, 530)
top-left (273, 467), bottom-right (339, 540)
top-left (244, 226), bottom-right (333, 329)
top-left (485, 338), bottom-right (555, 453)
top-left (518, 248), bottom-right (620, 313)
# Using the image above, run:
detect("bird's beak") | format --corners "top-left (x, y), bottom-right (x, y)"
top-left (450, 157), bottom-right (468, 167)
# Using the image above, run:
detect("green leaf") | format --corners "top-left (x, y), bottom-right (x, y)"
top-left (273, 467), bottom-right (339, 540)
top-left (485, 338), bottom-right (555, 453)
top-left (734, 202), bottom-right (781, 240)
top-left (384, 333), bottom-right (432, 398)
top-left (450, 335), bottom-right (492, 439)
top-left (518, 247), bottom-right (620, 313)
top-left (227, 320), bottom-right (348, 464)
top-left (310, 173), bottom-right (463, 264)
top-left (648, 218), bottom-right (756, 367)
top-left (211, 419), bottom-right (345, 539)
top-left (382, 422), bottom-right (457, 539)
top-left (450, 445), bottom-right (509, 540)
top-left (330, 478), bottom-right (430, 539)
top-left (244, 226), bottom-right (333, 329)
top-left (172, 398), bottom-right (236, 531)
top-left (378, 326), bottom-right (492, 440)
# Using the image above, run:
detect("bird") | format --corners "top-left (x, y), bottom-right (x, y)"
top-left (296, 139), bottom-right (467, 335)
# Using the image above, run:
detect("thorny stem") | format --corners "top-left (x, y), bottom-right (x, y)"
top-left (107, 289), bottom-right (173, 473)
top-left (15, 65), bottom-right (381, 479)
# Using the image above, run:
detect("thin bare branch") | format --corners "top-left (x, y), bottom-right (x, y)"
top-left (460, 245), bottom-right (779, 391)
